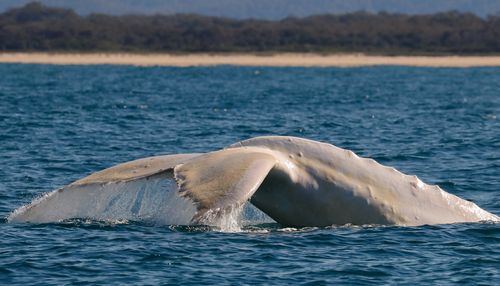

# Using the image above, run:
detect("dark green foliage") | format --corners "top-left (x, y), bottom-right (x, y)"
top-left (1, 2), bottom-right (499, 54)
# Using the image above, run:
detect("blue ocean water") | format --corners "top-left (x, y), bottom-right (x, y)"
top-left (0, 64), bottom-right (499, 284)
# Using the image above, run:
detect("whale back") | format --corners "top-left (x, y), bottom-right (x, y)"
top-left (229, 136), bottom-right (499, 226)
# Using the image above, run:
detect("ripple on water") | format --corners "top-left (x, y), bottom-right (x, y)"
top-left (0, 65), bottom-right (499, 284)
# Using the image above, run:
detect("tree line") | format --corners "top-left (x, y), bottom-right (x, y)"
top-left (1, 2), bottom-right (499, 54)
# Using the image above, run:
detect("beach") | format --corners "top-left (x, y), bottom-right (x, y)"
top-left (1, 53), bottom-right (500, 67)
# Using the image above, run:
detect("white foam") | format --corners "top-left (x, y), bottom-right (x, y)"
top-left (192, 202), bottom-right (276, 232)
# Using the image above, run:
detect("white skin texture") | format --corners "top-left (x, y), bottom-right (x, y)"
top-left (9, 136), bottom-right (500, 227)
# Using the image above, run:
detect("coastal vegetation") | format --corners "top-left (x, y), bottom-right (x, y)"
top-left (1, 2), bottom-right (499, 54)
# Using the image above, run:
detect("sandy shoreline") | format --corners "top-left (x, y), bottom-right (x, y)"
top-left (1, 53), bottom-right (500, 67)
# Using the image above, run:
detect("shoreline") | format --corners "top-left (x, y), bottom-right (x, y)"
top-left (2, 53), bottom-right (500, 67)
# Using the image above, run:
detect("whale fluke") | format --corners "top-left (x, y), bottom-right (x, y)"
top-left (7, 154), bottom-right (201, 224)
top-left (70, 153), bottom-right (202, 186)
top-left (174, 148), bottom-right (276, 223)
top-left (7, 136), bottom-right (500, 227)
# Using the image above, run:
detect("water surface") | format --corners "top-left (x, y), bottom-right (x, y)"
top-left (0, 64), bottom-right (498, 284)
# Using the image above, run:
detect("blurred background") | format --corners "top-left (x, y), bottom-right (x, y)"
top-left (1, 0), bottom-right (500, 19)
top-left (0, 1), bottom-right (499, 54)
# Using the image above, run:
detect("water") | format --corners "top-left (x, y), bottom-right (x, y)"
top-left (1, 64), bottom-right (499, 284)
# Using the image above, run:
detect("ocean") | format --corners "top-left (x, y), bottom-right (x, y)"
top-left (0, 64), bottom-right (499, 284)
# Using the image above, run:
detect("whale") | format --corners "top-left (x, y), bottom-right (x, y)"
top-left (8, 136), bottom-right (499, 226)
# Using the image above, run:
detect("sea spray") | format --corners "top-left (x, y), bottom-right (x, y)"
top-left (195, 202), bottom-right (276, 232)
top-left (195, 204), bottom-right (245, 232)
top-left (240, 202), bottom-right (274, 225)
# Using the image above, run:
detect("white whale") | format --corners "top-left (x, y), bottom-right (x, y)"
top-left (8, 136), bottom-right (499, 226)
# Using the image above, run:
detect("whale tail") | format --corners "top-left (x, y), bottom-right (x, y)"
top-left (7, 154), bottom-right (201, 224)
top-left (174, 147), bottom-right (276, 224)
top-left (7, 136), bottom-right (500, 227)
top-left (7, 149), bottom-right (279, 227)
